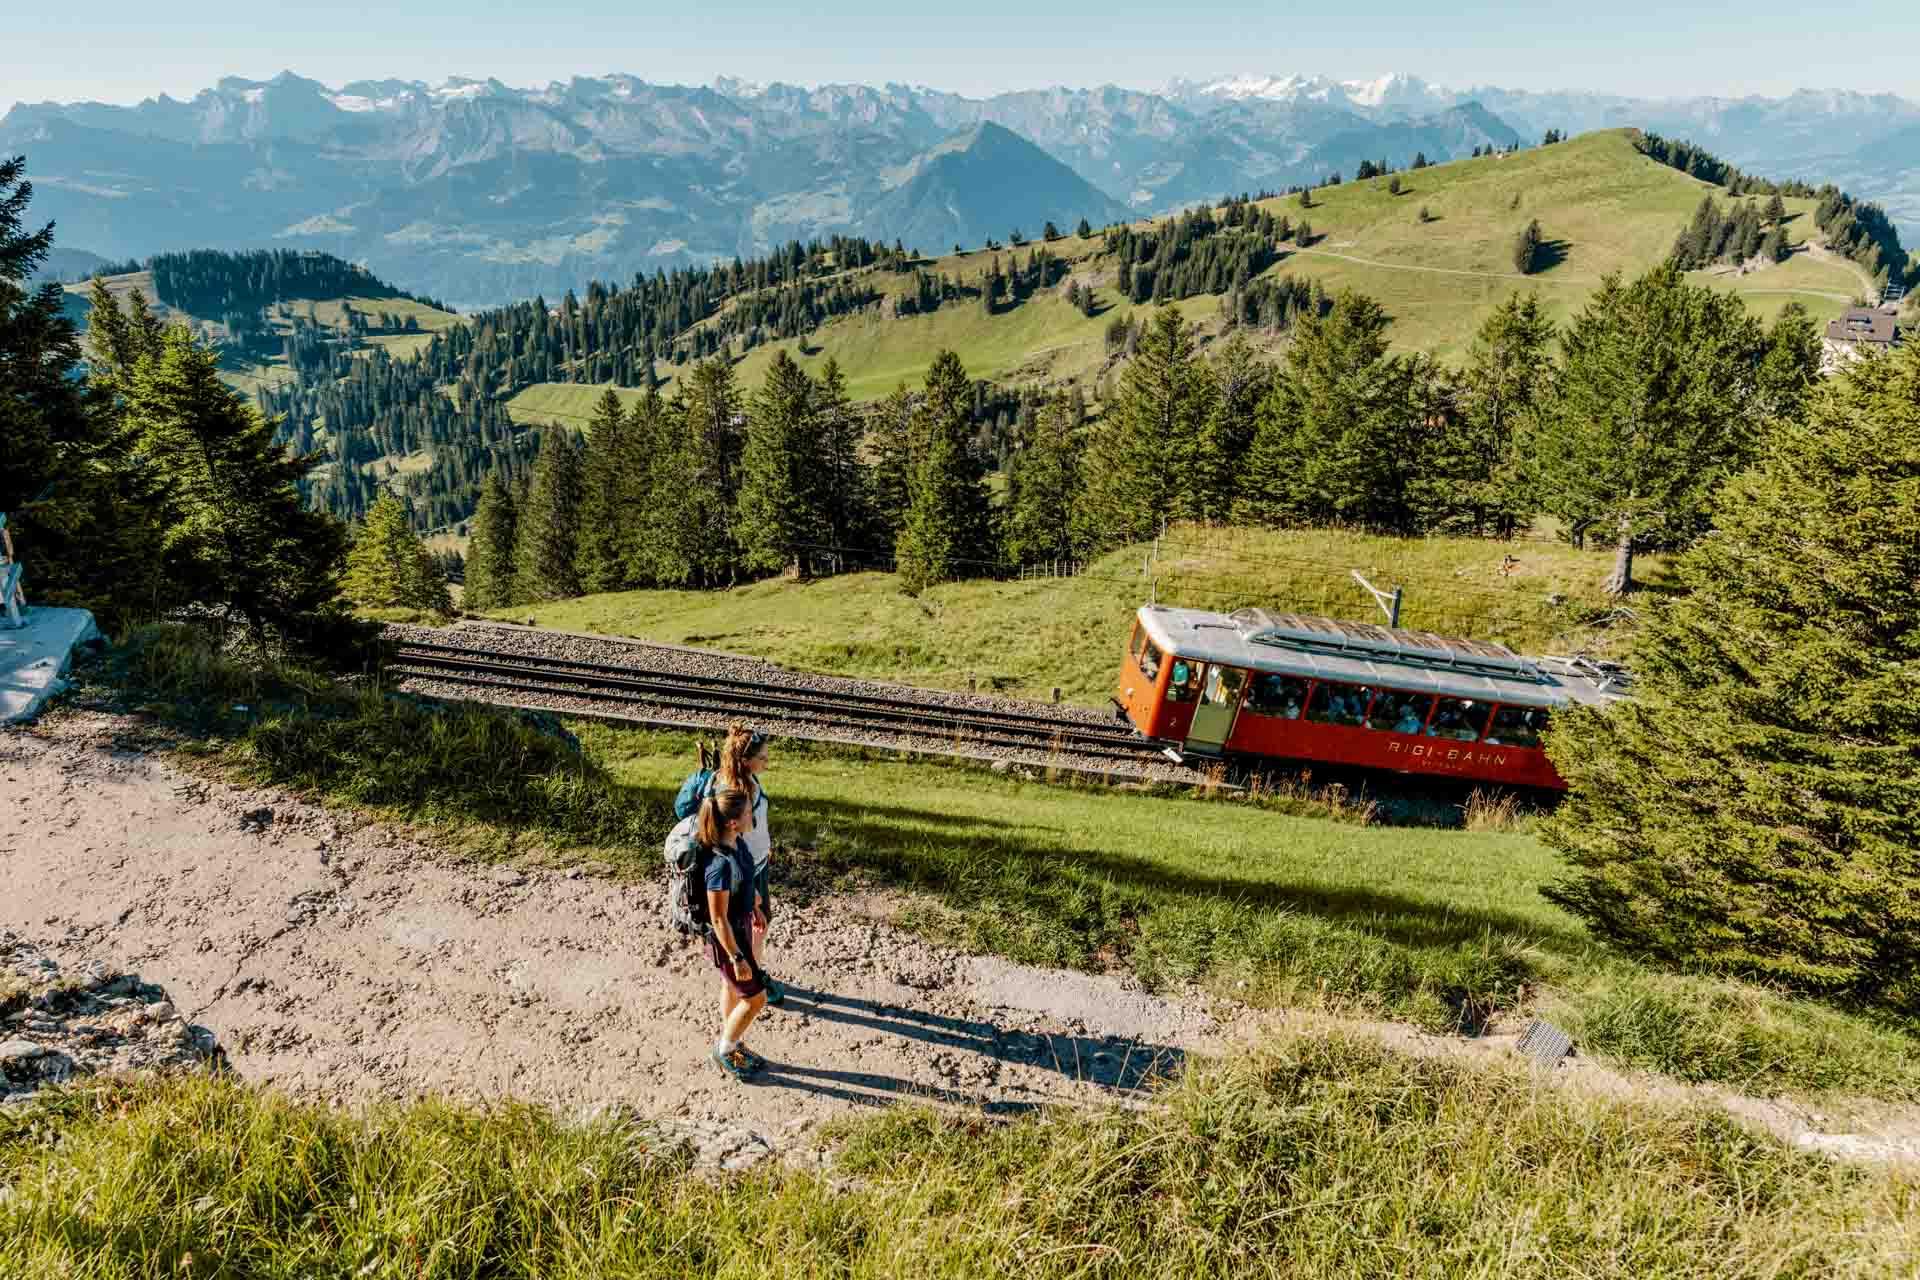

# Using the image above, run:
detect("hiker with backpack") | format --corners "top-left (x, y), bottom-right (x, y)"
top-left (675, 723), bottom-right (785, 1005)
top-left (664, 785), bottom-right (771, 1080)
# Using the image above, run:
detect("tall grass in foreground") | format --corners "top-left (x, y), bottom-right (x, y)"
top-left (2, 1033), bottom-right (1912, 1279)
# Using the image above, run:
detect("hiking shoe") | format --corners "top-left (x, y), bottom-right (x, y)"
top-left (735, 1045), bottom-right (770, 1073)
top-left (710, 1046), bottom-right (759, 1081)
top-left (764, 979), bottom-right (787, 1007)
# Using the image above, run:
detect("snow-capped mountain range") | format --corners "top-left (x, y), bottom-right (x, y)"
top-left (4, 69), bottom-right (1915, 304)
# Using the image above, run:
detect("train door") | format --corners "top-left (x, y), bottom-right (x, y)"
top-left (1185, 665), bottom-right (1247, 755)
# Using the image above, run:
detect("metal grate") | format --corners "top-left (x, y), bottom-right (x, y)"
top-left (1515, 1018), bottom-right (1574, 1067)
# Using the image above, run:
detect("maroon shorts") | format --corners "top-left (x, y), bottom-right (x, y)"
top-left (707, 934), bottom-right (767, 999)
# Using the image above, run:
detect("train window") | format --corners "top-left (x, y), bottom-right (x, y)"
top-left (1306, 681), bottom-right (1370, 726)
top-left (1129, 622), bottom-right (1148, 668)
top-left (1201, 666), bottom-right (1246, 707)
top-left (1366, 691), bottom-right (1436, 735)
top-left (1166, 659), bottom-right (1202, 703)
top-left (1428, 697), bottom-right (1488, 742)
top-left (1140, 641), bottom-right (1163, 682)
top-left (1245, 672), bottom-right (1309, 719)
top-left (1486, 705), bottom-right (1549, 749)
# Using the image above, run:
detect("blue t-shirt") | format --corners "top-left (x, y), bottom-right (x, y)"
top-left (702, 838), bottom-right (758, 937)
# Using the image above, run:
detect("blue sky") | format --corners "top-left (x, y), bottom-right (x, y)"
top-left (9, 0), bottom-right (1919, 106)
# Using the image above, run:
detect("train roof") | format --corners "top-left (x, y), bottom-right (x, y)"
top-left (1135, 605), bottom-right (1629, 710)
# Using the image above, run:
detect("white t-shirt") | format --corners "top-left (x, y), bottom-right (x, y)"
top-left (740, 777), bottom-right (771, 868)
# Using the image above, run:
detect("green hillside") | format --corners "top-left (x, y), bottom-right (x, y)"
top-left (505, 129), bottom-right (1864, 411)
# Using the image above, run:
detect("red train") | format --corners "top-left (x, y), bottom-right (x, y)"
top-left (1116, 605), bottom-right (1629, 790)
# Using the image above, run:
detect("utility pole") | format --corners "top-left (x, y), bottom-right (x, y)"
top-left (1350, 569), bottom-right (1403, 628)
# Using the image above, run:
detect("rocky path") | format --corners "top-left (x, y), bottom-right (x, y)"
top-left (0, 712), bottom-right (1226, 1149)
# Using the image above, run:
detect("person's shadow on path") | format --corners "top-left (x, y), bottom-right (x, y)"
top-left (747, 984), bottom-right (1188, 1111)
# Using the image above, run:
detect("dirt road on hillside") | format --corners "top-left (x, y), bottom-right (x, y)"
top-left (1, 712), bottom-right (1226, 1147)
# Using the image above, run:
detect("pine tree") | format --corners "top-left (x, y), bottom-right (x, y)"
top-left (127, 325), bottom-right (346, 636)
top-left (1077, 306), bottom-right (1214, 545)
top-left (668, 358), bottom-right (744, 585)
top-left (1075, 217), bottom-right (1092, 238)
top-left (2, 159), bottom-right (168, 627)
top-left (867, 385), bottom-right (922, 545)
top-left (1447, 293), bottom-right (1556, 535)
top-left (574, 389), bottom-right (640, 593)
top-left (735, 350), bottom-right (818, 575)
top-left (1762, 222), bottom-right (1789, 264)
top-left (1532, 266), bottom-right (1772, 593)
top-left (1193, 331), bottom-right (1271, 522)
top-left (1002, 392), bottom-right (1083, 565)
top-left (1764, 192), bottom-right (1787, 225)
top-left (1042, 220), bottom-right (1062, 242)
top-left (342, 495), bottom-right (450, 614)
top-left (513, 430), bottom-right (585, 602)
top-left (1235, 291), bottom-right (1428, 530)
top-left (463, 473), bottom-right (519, 611)
top-left (1543, 340), bottom-right (1920, 1012)
top-left (810, 359), bottom-right (871, 570)
top-left (1512, 218), bottom-right (1543, 274)
top-left (895, 351), bottom-right (995, 591)
top-left (1387, 175), bottom-right (1402, 195)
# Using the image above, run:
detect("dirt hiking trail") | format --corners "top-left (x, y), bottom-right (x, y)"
top-left (1, 712), bottom-right (1223, 1141)
top-left (7, 710), bottom-right (1919, 1169)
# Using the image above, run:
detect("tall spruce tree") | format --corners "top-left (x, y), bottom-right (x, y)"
top-left (675, 358), bottom-right (745, 584)
top-left (1445, 292), bottom-right (1556, 535)
top-left (513, 430), bottom-right (585, 602)
top-left (1512, 218), bottom-right (1543, 274)
top-left (867, 384), bottom-right (923, 547)
top-left (1533, 265), bottom-right (1772, 593)
top-left (810, 359), bottom-right (871, 571)
top-left (126, 325), bottom-right (345, 636)
top-left (574, 389), bottom-right (642, 593)
top-left (1002, 392), bottom-right (1084, 565)
top-left (463, 473), bottom-right (519, 610)
top-left (1235, 291), bottom-right (1434, 531)
top-left (895, 350), bottom-right (995, 591)
top-left (342, 495), bottom-right (451, 614)
top-left (1078, 305), bottom-right (1213, 545)
top-left (735, 350), bottom-right (818, 574)
top-left (1543, 340), bottom-right (1920, 1012)
top-left (1193, 331), bottom-right (1271, 522)
top-left (2, 158), bottom-right (166, 627)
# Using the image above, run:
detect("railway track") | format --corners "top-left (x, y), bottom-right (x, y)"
top-left (386, 636), bottom-right (1189, 777)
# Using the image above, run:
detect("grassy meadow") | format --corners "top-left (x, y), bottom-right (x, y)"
top-left (497, 524), bottom-right (1662, 705)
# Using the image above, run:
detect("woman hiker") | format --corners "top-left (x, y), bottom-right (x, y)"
top-left (695, 785), bottom-right (772, 1080)
top-left (714, 723), bottom-right (784, 1005)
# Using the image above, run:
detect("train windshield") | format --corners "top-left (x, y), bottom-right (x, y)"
top-left (1366, 691), bottom-right (1436, 735)
top-left (1140, 639), bottom-right (1163, 682)
top-left (1486, 705), bottom-right (1550, 748)
top-left (1245, 672), bottom-right (1309, 719)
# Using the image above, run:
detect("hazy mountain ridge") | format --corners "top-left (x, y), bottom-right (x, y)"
top-left (5, 69), bottom-right (1916, 304)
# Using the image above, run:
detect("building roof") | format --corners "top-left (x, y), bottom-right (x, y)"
top-left (1135, 604), bottom-right (1628, 710)
top-left (1826, 308), bottom-right (1898, 346)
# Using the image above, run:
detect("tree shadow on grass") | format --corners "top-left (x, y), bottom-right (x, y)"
top-left (773, 793), bottom-right (1588, 955)
top-left (1533, 238), bottom-right (1572, 272)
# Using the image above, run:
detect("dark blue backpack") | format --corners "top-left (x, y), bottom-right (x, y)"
top-left (673, 768), bottom-right (716, 821)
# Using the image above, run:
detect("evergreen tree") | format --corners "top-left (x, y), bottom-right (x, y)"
top-left (1513, 218), bottom-right (1543, 274)
top-left (1543, 340), bottom-right (1920, 1012)
top-left (1042, 221), bottom-right (1062, 242)
top-left (1235, 291), bottom-right (1433, 531)
top-left (1078, 306), bottom-right (1214, 545)
top-left (1765, 192), bottom-right (1787, 225)
top-left (1447, 292), bottom-right (1556, 535)
top-left (1076, 217), bottom-right (1092, 238)
top-left (1387, 175), bottom-right (1402, 195)
top-left (2, 158), bottom-right (168, 627)
top-left (664, 358), bottom-right (744, 585)
top-left (1412, 151), bottom-right (1429, 169)
top-left (1762, 222), bottom-right (1789, 264)
top-left (867, 385), bottom-right (922, 545)
top-left (342, 495), bottom-right (450, 614)
top-left (463, 473), bottom-right (519, 610)
top-left (125, 325), bottom-right (347, 636)
top-left (735, 350), bottom-right (818, 574)
top-left (513, 430), bottom-right (585, 602)
top-left (574, 389), bottom-right (641, 593)
top-left (1533, 266), bottom-right (1772, 593)
top-left (895, 351), bottom-right (995, 591)
top-left (1002, 392), bottom-right (1083, 565)
top-left (810, 359), bottom-right (871, 570)
top-left (1193, 331), bottom-right (1271, 522)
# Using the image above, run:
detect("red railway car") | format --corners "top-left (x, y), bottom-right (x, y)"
top-left (1116, 605), bottom-right (1628, 790)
